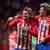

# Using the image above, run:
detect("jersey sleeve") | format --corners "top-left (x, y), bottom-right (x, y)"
top-left (6, 16), bottom-right (18, 29)
top-left (4, 17), bottom-right (15, 30)
top-left (8, 19), bottom-right (16, 29)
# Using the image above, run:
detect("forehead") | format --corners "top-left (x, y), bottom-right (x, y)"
top-left (40, 7), bottom-right (44, 10)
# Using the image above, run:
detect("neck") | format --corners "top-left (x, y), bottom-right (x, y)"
top-left (39, 15), bottom-right (47, 19)
top-left (40, 13), bottom-right (47, 16)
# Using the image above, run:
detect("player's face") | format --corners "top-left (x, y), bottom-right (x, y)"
top-left (22, 10), bottom-right (29, 17)
top-left (39, 7), bottom-right (47, 16)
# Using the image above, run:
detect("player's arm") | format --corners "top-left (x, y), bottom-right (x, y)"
top-left (4, 17), bottom-right (13, 29)
top-left (5, 16), bottom-right (17, 29)
top-left (8, 17), bottom-right (17, 28)
top-left (30, 16), bottom-right (38, 38)
top-left (31, 25), bottom-right (38, 38)
top-left (9, 31), bottom-right (17, 48)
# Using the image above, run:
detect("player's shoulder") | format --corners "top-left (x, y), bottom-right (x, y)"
top-left (32, 15), bottom-right (40, 19)
top-left (14, 15), bottom-right (24, 19)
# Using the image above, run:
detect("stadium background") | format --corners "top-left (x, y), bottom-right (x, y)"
top-left (0, 0), bottom-right (50, 50)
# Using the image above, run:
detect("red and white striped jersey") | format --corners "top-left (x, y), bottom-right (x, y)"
top-left (8, 16), bottom-right (33, 49)
top-left (31, 15), bottom-right (50, 44)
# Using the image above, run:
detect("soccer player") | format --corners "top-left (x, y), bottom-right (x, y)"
top-left (7, 7), bottom-right (33, 50)
top-left (34, 3), bottom-right (50, 50)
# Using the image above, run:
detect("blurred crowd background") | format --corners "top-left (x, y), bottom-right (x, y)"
top-left (0, 0), bottom-right (50, 50)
